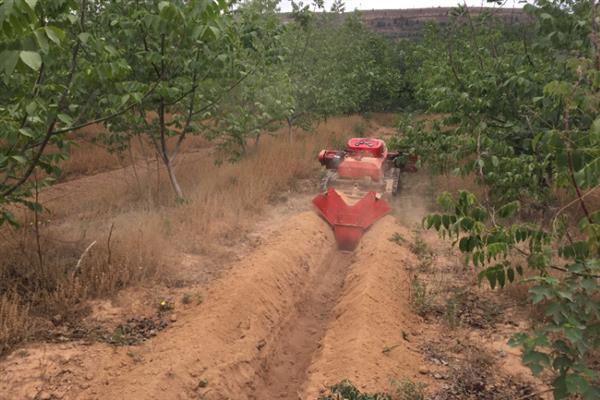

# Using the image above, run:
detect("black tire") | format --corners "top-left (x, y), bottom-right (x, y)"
top-left (321, 171), bottom-right (336, 192)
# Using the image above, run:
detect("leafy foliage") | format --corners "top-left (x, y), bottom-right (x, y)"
top-left (1, 0), bottom-right (409, 212)
top-left (403, 2), bottom-right (600, 398)
top-left (281, 3), bottom-right (410, 135)
top-left (0, 0), bottom-right (134, 224)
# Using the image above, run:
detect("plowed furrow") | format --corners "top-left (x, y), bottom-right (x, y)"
top-left (252, 251), bottom-right (351, 399)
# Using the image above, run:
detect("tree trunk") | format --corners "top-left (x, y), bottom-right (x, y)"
top-left (255, 133), bottom-right (261, 149)
top-left (164, 155), bottom-right (184, 200)
top-left (287, 117), bottom-right (293, 143)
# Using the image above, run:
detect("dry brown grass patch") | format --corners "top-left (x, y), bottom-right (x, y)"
top-left (0, 115), bottom-right (364, 354)
top-left (0, 294), bottom-right (31, 354)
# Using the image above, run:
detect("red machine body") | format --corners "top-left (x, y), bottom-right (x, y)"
top-left (313, 138), bottom-right (407, 250)
top-left (313, 188), bottom-right (390, 250)
top-left (318, 138), bottom-right (389, 180)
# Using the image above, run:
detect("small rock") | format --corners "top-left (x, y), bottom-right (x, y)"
top-left (433, 373), bottom-right (444, 380)
top-left (256, 339), bottom-right (266, 350)
top-left (170, 314), bottom-right (177, 323)
top-left (418, 366), bottom-right (429, 375)
top-left (85, 374), bottom-right (93, 381)
top-left (80, 383), bottom-right (90, 390)
top-left (52, 314), bottom-right (63, 325)
top-left (37, 391), bottom-right (52, 400)
top-left (197, 379), bottom-right (208, 389)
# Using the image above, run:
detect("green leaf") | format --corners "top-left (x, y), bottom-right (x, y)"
top-left (78, 32), bottom-right (91, 44)
top-left (25, 101), bottom-right (37, 115)
top-left (208, 25), bottom-right (220, 38)
top-left (498, 201), bottom-right (520, 219)
top-left (45, 26), bottom-right (65, 45)
top-left (24, 201), bottom-right (43, 212)
top-left (507, 267), bottom-right (515, 283)
top-left (491, 155), bottom-right (499, 167)
top-left (1, 50), bottom-right (20, 77)
top-left (522, 350), bottom-right (550, 373)
top-left (486, 269), bottom-right (497, 289)
top-left (34, 29), bottom-right (49, 53)
top-left (516, 265), bottom-right (524, 276)
top-left (19, 51), bottom-right (42, 71)
top-left (591, 116), bottom-right (600, 137)
top-left (459, 236), bottom-right (473, 252)
top-left (496, 268), bottom-right (506, 288)
top-left (436, 192), bottom-right (454, 211)
top-left (57, 114), bottom-right (73, 125)
top-left (553, 374), bottom-right (568, 399)
top-left (0, 211), bottom-right (19, 227)
top-left (11, 155), bottom-right (27, 164)
top-left (19, 128), bottom-right (34, 138)
top-left (158, 1), bottom-right (170, 11)
top-left (544, 80), bottom-right (571, 99)
top-left (566, 373), bottom-right (590, 396)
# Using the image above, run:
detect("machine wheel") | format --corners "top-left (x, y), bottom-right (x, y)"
top-left (391, 167), bottom-right (401, 196)
top-left (321, 171), bottom-right (336, 192)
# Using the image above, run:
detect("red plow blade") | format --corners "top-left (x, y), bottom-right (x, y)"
top-left (312, 188), bottom-right (391, 250)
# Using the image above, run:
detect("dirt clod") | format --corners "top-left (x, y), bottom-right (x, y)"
top-left (36, 392), bottom-right (51, 400)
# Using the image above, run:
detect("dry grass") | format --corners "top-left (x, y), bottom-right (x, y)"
top-left (0, 294), bottom-right (31, 354)
top-left (59, 123), bottom-right (211, 181)
top-left (0, 115), bottom-right (365, 354)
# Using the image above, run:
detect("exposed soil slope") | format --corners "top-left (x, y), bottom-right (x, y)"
top-left (303, 217), bottom-right (429, 398)
top-left (1, 212), bottom-right (334, 399)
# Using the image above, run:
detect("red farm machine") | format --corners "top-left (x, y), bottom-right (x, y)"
top-left (313, 138), bottom-right (417, 251)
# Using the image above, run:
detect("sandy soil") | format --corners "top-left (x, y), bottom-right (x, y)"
top-left (302, 218), bottom-right (430, 398)
top-left (0, 207), bottom-right (429, 400)
top-left (1, 155), bottom-right (549, 399)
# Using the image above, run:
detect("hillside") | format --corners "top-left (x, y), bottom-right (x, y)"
top-left (360, 7), bottom-right (530, 39)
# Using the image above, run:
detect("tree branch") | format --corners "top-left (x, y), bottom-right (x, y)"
top-left (2, 0), bottom-right (88, 199)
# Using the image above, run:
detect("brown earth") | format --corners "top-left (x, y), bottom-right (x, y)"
top-left (302, 218), bottom-right (429, 398)
top-left (1, 212), bottom-right (430, 400)
top-left (0, 117), bottom-right (549, 400)
top-left (0, 174), bottom-right (549, 400)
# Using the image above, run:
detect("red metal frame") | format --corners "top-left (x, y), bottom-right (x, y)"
top-left (312, 188), bottom-right (391, 251)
